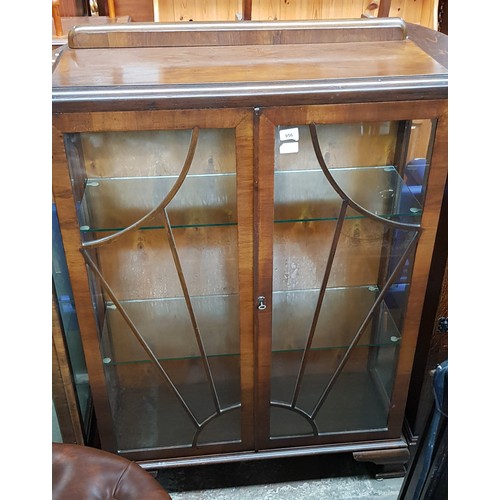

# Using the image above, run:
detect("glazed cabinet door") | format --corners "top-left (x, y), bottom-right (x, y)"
top-left (255, 101), bottom-right (447, 449)
top-left (52, 109), bottom-right (255, 461)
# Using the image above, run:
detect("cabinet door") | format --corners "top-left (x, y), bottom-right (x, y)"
top-left (255, 102), bottom-right (447, 449)
top-left (52, 109), bottom-right (255, 461)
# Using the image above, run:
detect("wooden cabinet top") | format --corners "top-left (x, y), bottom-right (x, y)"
top-left (52, 18), bottom-right (447, 112)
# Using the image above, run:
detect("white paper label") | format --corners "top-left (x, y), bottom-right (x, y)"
top-left (279, 128), bottom-right (299, 142)
top-left (379, 121), bottom-right (391, 135)
top-left (279, 142), bottom-right (299, 154)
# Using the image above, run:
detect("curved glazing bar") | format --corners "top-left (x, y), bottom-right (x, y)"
top-left (270, 401), bottom-right (319, 437)
top-left (309, 123), bottom-right (422, 233)
top-left (193, 403), bottom-right (241, 447)
top-left (81, 127), bottom-right (199, 249)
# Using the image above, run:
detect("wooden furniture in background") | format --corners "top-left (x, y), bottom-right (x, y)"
top-left (96, 0), bottom-right (154, 21)
top-left (52, 13), bottom-right (131, 49)
top-left (107, 0), bottom-right (115, 18)
top-left (155, 0), bottom-right (242, 21)
top-left (157, 0), bottom-right (438, 29)
top-left (58, 0), bottom-right (88, 17)
top-left (249, 0), bottom-right (395, 21)
top-left (52, 18), bottom-right (447, 478)
top-left (94, 0), bottom-right (439, 29)
top-left (438, 0), bottom-right (448, 34)
top-left (53, 1), bottom-right (63, 36)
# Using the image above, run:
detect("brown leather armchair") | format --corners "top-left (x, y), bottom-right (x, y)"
top-left (52, 443), bottom-right (171, 499)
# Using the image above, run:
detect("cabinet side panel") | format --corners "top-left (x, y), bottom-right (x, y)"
top-left (52, 124), bottom-right (117, 450)
top-left (387, 106), bottom-right (447, 435)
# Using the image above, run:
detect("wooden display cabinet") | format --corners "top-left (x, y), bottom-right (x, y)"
top-left (52, 18), bottom-right (447, 476)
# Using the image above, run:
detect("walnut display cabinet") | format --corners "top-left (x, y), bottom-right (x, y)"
top-left (52, 18), bottom-right (448, 476)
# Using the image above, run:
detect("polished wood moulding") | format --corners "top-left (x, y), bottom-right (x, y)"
top-left (52, 18), bottom-right (447, 112)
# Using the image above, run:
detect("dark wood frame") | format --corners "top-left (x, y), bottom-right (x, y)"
top-left (254, 100), bottom-right (447, 454)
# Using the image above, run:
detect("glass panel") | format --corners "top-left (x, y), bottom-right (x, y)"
top-left (52, 401), bottom-right (63, 443)
top-left (52, 204), bottom-right (92, 435)
top-left (102, 356), bottom-right (241, 450)
top-left (103, 296), bottom-right (240, 363)
top-left (66, 128), bottom-right (242, 452)
top-left (271, 344), bottom-right (399, 438)
top-left (275, 167), bottom-right (422, 224)
top-left (79, 174), bottom-right (236, 231)
top-left (306, 344), bottom-right (396, 434)
top-left (404, 119), bottom-right (435, 205)
top-left (270, 121), bottom-right (426, 438)
top-left (276, 123), bottom-right (398, 171)
top-left (385, 119), bottom-right (436, 328)
top-left (91, 225), bottom-right (239, 301)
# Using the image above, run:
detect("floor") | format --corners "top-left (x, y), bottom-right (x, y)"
top-left (156, 453), bottom-right (404, 499)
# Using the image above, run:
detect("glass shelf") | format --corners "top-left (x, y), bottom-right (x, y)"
top-left (272, 286), bottom-right (401, 354)
top-left (99, 286), bottom-right (400, 366)
top-left (78, 173), bottom-right (237, 232)
top-left (274, 166), bottom-right (422, 224)
top-left (78, 166), bottom-right (420, 232)
top-left (100, 293), bottom-right (240, 365)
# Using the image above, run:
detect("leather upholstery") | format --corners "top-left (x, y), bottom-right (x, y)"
top-left (52, 443), bottom-right (171, 499)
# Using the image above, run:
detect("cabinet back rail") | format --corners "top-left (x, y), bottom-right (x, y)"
top-left (68, 18), bottom-right (406, 49)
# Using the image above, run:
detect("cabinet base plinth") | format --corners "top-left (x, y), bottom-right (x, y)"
top-left (353, 447), bottom-right (410, 479)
